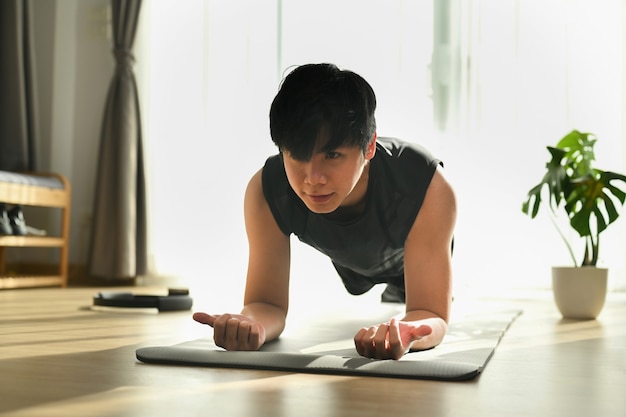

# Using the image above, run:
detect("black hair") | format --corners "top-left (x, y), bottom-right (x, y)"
top-left (269, 63), bottom-right (377, 161)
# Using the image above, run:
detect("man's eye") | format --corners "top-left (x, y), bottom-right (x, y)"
top-left (326, 151), bottom-right (341, 159)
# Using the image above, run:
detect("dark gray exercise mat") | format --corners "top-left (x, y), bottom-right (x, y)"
top-left (136, 308), bottom-right (522, 381)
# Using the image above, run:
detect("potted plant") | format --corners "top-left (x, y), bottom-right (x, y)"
top-left (522, 130), bottom-right (626, 319)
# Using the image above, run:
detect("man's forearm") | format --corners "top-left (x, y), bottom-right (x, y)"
top-left (241, 302), bottom-right (287, 344)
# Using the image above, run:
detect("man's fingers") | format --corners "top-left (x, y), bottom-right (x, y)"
top-left (373, 323), bottom-right (389, 357)
top-left (388, 318), bottom-right (406, 360)
top-left (410, 324), bottom-right (433, 342)
top-left (354, 326), bottom-right (376, 357)
top-left (238, 321), bottom-right (251, 342)
top-left (354, 319), bottom-right (433, 360)
top-left (247, 323), bottom-right (262, 349)
top-left (223, 317), bottom-right (242, 349)
top-left (388, 318), bottom-right (401, 346)
top-left (353, 327), bottom-right (367, 356)
top-left (354, 327), bottom-right (368, 341)
top-left (192, 312), bottom-right (218, 327)
top-left (194, 313), bottom-right (264, 351)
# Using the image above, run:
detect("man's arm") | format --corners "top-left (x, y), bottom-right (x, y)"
top-left (193, 168), bottom-right (291, 350)
top-left (240, 168), bottom-right (291, 341)
top-left (402, 165), bottom-right (456, 351)
top-left (354, 166), bottom-right (456, 359)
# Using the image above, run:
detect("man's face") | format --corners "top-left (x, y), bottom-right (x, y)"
top-left (282, 139), bottom-right (376, 214)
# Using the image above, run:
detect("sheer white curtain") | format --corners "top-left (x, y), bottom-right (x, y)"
top-left (136, 0), bottom-right (626, 295)
top-left (443, 0), bottom-right (626, 292)
top-left (135, 0), bottom-right (280, 292)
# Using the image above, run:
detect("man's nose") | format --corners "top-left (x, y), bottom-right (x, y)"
top-left (304, 160), bottom-right (327, 185)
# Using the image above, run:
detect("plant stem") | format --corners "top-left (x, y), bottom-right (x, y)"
top-left (583, 238), bottom-right (591, 266)
top-left (592, 234), bottom-right (599, 266)
top-left (547, 209), bottom-right (578, 266)
top-left (582, 234), bottom-right (599, 266)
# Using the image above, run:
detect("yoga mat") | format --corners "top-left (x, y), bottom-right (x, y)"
top-left (136, 307), bottom-right (521, 381)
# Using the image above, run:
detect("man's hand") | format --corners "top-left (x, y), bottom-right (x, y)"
top-left (354, 318), bottom-right (432, 360)
top-left (193, 312), bottom-right (266, 351)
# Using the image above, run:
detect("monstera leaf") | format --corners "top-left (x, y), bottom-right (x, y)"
top-left (522, 130), bottom-right (626, 266)
top-left (566, 170), bottom-right (626, 238)
top-left (522, 147), bottom-right (568, 218)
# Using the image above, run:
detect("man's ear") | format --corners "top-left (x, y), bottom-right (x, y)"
top-left (365, 133), bottom-right (377, 160)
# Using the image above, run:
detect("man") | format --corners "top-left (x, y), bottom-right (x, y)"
top-left (193, 63), bottom-right (456, 360)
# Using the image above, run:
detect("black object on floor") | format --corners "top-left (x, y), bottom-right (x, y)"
top-left (93, 288), bottom-right (193, 312)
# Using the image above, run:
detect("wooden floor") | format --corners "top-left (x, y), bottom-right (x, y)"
top-left (1, 286), bottom-right (625, 417)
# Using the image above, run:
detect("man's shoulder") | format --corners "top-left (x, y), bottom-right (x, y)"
top-left (376, 136), bottom-right (438, 165)
top-left (373, 137), bottom-right (441, 194)
top-left (262, 153), bottom-right (290, 198)
top-left (260, 153), bottom-right (306, 237)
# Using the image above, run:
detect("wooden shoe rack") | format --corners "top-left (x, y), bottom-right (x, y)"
top-left (0, 171), bottom-right (71, 289)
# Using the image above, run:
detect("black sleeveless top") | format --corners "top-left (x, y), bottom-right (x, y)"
top-left (262, 137), bottom-right (441, 294)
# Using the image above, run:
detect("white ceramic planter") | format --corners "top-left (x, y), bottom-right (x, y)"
top-left (551, 266), bottom-right (608, 320)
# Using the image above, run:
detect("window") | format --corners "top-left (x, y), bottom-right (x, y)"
top-left (136, 0), bottom-right (626, 293)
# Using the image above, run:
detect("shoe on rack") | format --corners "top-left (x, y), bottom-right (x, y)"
top-left (0, 203), bottom-right (12, 235)
top-left (8, 205), bottom-right (27, 236)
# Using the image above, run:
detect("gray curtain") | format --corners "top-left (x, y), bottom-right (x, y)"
top-left (88, 0), bottom-right (146, 280)
top-left (0, 0), bottom-right (39, 172)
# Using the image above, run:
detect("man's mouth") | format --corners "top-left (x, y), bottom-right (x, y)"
top-left (307, 193), bottom-right (333, 204)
